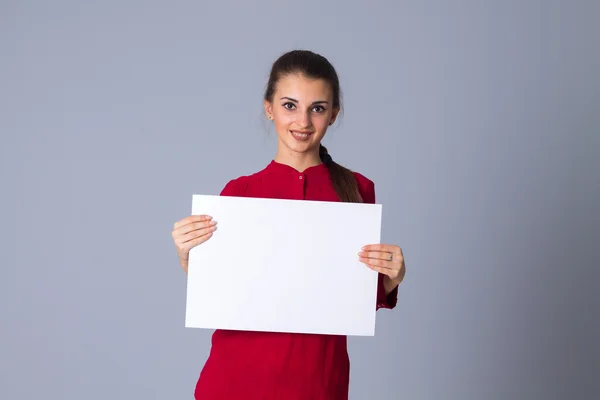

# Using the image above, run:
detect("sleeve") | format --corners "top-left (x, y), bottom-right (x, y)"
top-left (359, 177), bottom-right (398, 311)
top-left (219, 177), bottom-right (247, 197)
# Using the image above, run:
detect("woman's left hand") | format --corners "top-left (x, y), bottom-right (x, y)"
top-left (358, 244), bottom-right (406, 285)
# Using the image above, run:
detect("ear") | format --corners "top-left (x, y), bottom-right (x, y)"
top-left (329, 107), bottom-right (340, 126)
top-left (264, 100), bottom-right (274, 120)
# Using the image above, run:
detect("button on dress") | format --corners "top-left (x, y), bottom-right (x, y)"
top-left (194, 160), bottom-right (398, 400)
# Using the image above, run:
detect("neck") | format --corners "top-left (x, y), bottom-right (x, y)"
top-left (274, 146), bottom-right (322, 173)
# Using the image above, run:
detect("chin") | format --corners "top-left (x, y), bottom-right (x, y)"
top-left (285, 142), bottom-right (313, 154)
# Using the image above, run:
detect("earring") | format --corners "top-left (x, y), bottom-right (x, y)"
top-left (268, 115), bottom-right (273, 120)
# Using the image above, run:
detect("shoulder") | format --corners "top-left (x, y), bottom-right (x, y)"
top-left (219, 175), bottom-right (250, 197)
top-left (352, 170), bottom-right (376, 204)
top-left (219, 168), bottom-right (266, 197)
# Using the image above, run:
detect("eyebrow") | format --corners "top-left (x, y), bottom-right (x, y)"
top-left (280, 97), bottom-right (329, 105)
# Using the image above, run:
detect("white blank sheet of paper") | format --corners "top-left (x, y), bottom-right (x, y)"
top-left (185, 194), bottom-right (383, 336)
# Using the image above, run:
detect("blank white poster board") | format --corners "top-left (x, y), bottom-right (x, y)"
top-left (185, 195), bottom-right (382, 336)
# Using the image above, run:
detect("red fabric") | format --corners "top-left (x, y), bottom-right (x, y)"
top-left (194, 160), bottom-right (398, 400)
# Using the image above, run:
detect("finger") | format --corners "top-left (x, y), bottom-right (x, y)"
top-left (362, 244), bottom-right (401, 254)
top-left (175, 220), bottom-right (217, 236)
top-left (180, 233), bottom-right (213, 252)
top-left (359, 257), bottom-right (393, 269)
top-left (174, 215), bottom-right (212, 229)
top-left (358, 250), bottom-right (398, 262)
top-left (180, 225), bottom-right (216, 243)
top-left (363, 262), bottom-right (393, 276)
top-left (176, 215), bottom-right (213, 230)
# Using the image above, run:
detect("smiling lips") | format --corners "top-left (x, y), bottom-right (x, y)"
top-left (290, 130), bottom-right (314, 141)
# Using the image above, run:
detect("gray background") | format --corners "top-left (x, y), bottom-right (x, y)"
top-left (2, 1), bottom-right (599, 399)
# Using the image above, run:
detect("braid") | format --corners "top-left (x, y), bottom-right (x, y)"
top-left (319, 144), bottom-right (363, 203)
top-left (319, 144), bottom-right (333, 165)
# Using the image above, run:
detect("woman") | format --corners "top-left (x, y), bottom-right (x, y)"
top-left (171, 50), bottom-right (406, 400)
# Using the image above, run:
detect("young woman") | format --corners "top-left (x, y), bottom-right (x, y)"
top-left (171, 50), bottom-right (406, 400)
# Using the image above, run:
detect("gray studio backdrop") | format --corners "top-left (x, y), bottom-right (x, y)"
top-left (2, 1), bottom-right (599, 399)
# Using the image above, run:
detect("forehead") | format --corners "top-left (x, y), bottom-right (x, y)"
top-left (274, 73), bottom-right (333, 101)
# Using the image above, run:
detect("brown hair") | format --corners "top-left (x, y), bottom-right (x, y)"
top-left (264, 50), bottom-right (363, 203)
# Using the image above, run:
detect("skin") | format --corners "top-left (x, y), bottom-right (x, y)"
top-left (265, 73), bottom-right (338, 172)
top-left (171, 73), bottom-right (405, 294)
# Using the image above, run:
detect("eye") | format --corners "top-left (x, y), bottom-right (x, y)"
top-left (312, 105), bottom-right (326, 113)
top-left (282, 102), bottom-right (296, 110)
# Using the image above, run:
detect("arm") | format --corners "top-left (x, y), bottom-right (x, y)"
top-left (360, 178), bottom-right (400, 311)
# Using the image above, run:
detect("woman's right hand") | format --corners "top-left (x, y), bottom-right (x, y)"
top-left (171, 215), bottom-right (217, 274)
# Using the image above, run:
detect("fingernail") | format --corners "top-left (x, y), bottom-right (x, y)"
top-left (210, 220), bottom-right (217, 225)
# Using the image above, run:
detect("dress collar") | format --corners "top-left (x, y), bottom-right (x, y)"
top-left (265, 160), bottom-right (329, 176)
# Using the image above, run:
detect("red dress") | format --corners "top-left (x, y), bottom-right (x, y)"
top-left (194, 160), bottom-right (398, 400)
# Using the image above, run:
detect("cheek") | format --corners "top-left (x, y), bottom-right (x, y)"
top-left (273, 116), bottom-right (292, 138)
top-left (313, 114), bottom-right (331, 131)
top-left (273, 112), bottom-right (293, 129)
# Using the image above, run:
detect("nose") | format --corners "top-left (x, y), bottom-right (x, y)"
top-left (296, 110), bottom-right (312, 129)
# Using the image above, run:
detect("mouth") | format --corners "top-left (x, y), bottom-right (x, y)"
top-left (289, 130), bottom-right (314, 141)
